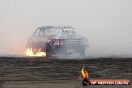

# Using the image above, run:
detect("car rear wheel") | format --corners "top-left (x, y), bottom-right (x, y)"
top-left (46, 44), bottom-right (53, 57)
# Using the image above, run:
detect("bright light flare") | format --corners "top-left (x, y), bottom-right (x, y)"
top-left (26, 48), bottom-right (46, 57)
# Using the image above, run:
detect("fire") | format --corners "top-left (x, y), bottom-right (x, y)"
top-left (26, 48), bottom-right (46, 57)
top-left (81, 67), bottom-right (89, 78)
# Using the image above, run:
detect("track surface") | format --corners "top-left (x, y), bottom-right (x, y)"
top-left (0, 57), bottom-right (131, 88)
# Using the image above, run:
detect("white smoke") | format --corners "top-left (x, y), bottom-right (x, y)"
top-left (0, 0), bottom-right (132, 58)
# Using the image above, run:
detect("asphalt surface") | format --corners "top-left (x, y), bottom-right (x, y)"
top-left (0, 57), bottom-right (131, 88)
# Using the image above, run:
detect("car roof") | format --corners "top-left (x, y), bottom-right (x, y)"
top-left (37, 26), bottom-right (74, 30)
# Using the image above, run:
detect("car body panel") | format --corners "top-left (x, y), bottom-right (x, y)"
top-left (26, 26), bottom-right (88, 57)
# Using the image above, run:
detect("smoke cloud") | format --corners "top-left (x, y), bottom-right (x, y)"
top-left (0, 0), bottom-right (132, 57)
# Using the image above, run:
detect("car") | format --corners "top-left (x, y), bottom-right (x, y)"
top-left (26, 26), bottom-right (88, 57)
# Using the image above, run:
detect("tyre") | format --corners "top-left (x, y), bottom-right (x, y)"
top-left (46, 44), bottom-right (53, 57)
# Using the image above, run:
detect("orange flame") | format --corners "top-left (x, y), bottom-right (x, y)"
top-left (26, 48), bottom-right (46, 57)
top-left (81, 67), bottom-right (89, 78)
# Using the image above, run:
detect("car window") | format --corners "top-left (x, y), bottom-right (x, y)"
top-left (33, 28), bottom-right (40, 36)
top-left (62, 30), bottom-right (76, 39)
top-left (39, 29), bottom-right (45, 36)
top-left (33, 27), bottom-right (76, 38)
top-left (45, 28), bottom-right (63, 36)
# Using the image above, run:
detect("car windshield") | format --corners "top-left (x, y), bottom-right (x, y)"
top-left (45, 28), bottom-right (63, 36)
top-left (45, 28), bottom-right (76, 39)
top-left (34, 27), bottom-right (77, 39)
